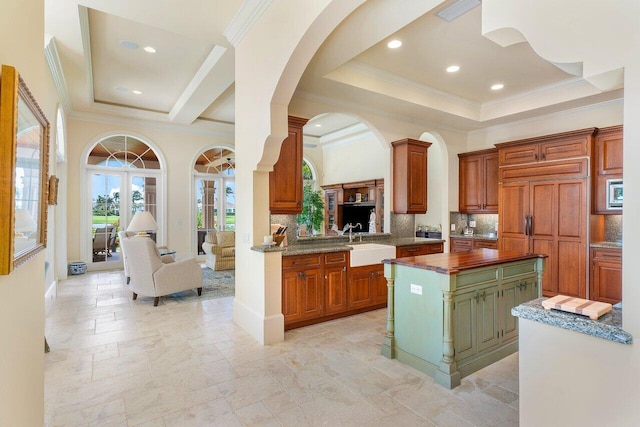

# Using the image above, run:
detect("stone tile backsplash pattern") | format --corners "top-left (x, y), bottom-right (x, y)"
top-left (605, 215), bottom-right (623, 242)
top-left (449, 212), bottom-right (499, 236)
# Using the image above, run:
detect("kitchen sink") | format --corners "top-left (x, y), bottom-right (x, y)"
top-left (347, 243), bottom-right (396, 267)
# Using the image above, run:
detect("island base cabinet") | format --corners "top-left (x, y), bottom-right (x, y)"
top-left (383, 257), bottom-right (544, 389)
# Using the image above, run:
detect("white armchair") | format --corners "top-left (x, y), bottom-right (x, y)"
top-left (119, 230), bottom-right (173, 284)
top-left (126, 237), bottom-right (203, 306)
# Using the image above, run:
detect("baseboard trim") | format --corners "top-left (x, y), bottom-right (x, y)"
top-left (233, 298), bottom-right (284, 345)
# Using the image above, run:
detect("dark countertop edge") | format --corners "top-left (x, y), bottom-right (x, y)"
top-left (383, 252), bottom-right (545, 275)
top-left (590, 241), bottom-right (622, 249)
top-left (276, 238), bottom-right (444, 256)
top-left (512, 298), bottom-right (632, 345)
top-left (450, 234), bottom-right (498, 241)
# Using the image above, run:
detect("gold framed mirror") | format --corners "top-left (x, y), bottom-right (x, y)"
top-left (0, 65), bottom-right (50, 274)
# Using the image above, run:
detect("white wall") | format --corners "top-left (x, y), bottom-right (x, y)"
top-left (0, 0), bottom-right (59, 423)
top-left (321, 132), bottom-right (386, 185)
top-left (65, 117), bottom-right (234, 265)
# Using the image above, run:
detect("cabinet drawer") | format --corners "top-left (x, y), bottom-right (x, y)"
top-left (473, 239), bottom-right (498, 250)
top-left (283, 254), bottom-right (322, 269)
top-left (426, 243), bottom-right (444, 254)
top-left (451, 238), bottom-right (472, 253)
top-left (396, 245), bottom-right (428, 258)
top-left (591, 247), bottom-right (621, 260)
top-left (324, 251), bottom-right (347, 265)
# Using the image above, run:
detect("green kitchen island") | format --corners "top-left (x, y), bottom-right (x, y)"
top-left (381, 248), bottom-right (546, 389)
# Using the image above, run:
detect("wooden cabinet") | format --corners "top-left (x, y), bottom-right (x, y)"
top-left (497, 128), bottom-right (595, 166)
top-left (282, 254), bottom-right (323, 324)
top-left (450, 238), bottom-right (472, 253)
top-left (592, 125), bottom-right (623, 214)
top-left (590, 247), bottom-right (622, 304)
top-left (396, 243), bottom-right (443, 258)
top-left (458, 149), bottom-right (499, 213)
top-left (322, 184), bottom-right (343, 234)
top-left (499, 179), bottom-right (587, 298)
top-left (497, 128), bottom-right (593, 299)
top-left (269, 116), bottom-right (308, 214)
top-left (392, 139), bottom-right (431, 214)
top-left (283, 250), bottom-right (386, 330)
top-left (324, 252), bottom-right (348, 315)
top-left (473, 239), bottom-right (498, 250)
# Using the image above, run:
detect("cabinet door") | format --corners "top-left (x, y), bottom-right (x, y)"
top-left (454, 290), bottom-right (477, 361)
top-left (529, 181), bottom-right (556, 295)
top-left (591, 249), bottom-right (622, 304)
top-left (501, 280), bottom-right (520, 342)
top-left (459, 155), bottom-right (483, 213)
top-left (407, 145), bottom-right (428, 213)
top-left (483, 153), bottom-right (499, 212)
top-left (392, 139), bottom-right (430, 214)
top-left (325, 265), bottom-right (347, 314)
top-left (450, 238), bottom-right (472, 253)
top-left (498, 182), bottom-right (530, 253)
top-left (499, 144), bottom-right (540, 166)
top-left (473, 239), bottom-right (498, 250)
top-left (348, 266), bottom-right (374, 309)
top-left (540, 137), bottom-right (589, 162)
top-left (300, 267), bottom-right (323, 320)
top-left (269, 117), bottom-right (307, 214)
top-left (476, 285), bottom-right (500, 352)
top-left (372, 266), bottom-right (387, 304)
top-left (324, 190), bottom-right (337, 234)
top-left (282, 270), bottom-right (303, 323)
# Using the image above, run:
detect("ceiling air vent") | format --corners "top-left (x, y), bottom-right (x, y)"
top-left (436, 0), bottom-right (481, 22)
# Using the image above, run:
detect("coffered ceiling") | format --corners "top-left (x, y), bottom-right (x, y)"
top-left (44, 0), bottom-right (623, 138)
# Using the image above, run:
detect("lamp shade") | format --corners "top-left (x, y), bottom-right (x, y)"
top-left (127, 211), bottom-right (158, 235)
top-left (15, 209), bottom-right (37, 233)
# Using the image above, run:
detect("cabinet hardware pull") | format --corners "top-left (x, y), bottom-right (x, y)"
top-left (542, 153), bottom-right (546, 160)
top-left (481, 291), bottom-right (487, 301)
top-left (343, 266), bottom-right (346, 272)
top-left (535, 154), bottom-right (539, 160)
top-left (478, 204), bottom-right (482, 208)
top-left (474, 292), bottom-right (480, 303)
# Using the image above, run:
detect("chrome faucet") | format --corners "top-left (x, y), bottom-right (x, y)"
top-left (345, 223), bottom-right (362, 243)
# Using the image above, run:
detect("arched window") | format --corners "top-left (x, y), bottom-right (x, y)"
top-left (84, 135), bottom-right (164, 267)
top-left (193, 147), bottom-right (235, 254)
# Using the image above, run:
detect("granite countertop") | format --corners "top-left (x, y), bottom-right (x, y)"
top-left (512, 298), bottom-right (632, 345)
top-left (251, 236), bottom-right (445, 255)
top-left (383, 248), bottom-right (545, 274)
top-left (590, 241), bottom-right (622, 249)
top-left (450, 233), bottom-right (498, 241)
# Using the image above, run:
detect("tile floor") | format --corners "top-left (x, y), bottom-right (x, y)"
top-left (45, 269), bottom-right (520, 426)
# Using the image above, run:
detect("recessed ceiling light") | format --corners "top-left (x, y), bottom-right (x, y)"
top-left (120, 40), bottom-right (139, 50)
top-left (387, 40), bottom-right (402, 49)
top-left (314, 124), bottom-right (322, 127)
top-left (132, 90), bottom-right (142, 95)
top-left (446, 65), bottom-right (460, 73)
top-left (491, 83), bottom-right (504, 91)
top-left (115, 86), bottom-right (128, 92)
top-left (143, 46), bottom-right (157, 53)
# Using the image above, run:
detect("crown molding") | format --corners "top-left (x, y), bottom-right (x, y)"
top-left (44, 35), bottom-right (72, 115)
top-left (69, 110), bottom-right (235, 140)
top-left (224, 0), bottom-right (272, 47)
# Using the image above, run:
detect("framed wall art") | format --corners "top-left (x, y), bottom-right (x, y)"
top-left (0, 65), bottom-right (50, 274)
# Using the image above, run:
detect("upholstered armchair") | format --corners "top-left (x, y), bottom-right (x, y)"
top-left (201, 230), bottom-right (235, 271)
top-left (119, 231), bottom-right (174, 284)
top-left (125, 237), bottom-right (203, 306)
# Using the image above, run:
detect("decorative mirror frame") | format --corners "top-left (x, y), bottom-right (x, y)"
top-left (0, 65), bottom-right (50, 275)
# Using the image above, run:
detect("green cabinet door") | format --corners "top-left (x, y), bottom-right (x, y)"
top-left (501, 280), bottom-right (520, 341)
top-left (477, 284), bottom-right (500, 352)
top-left (454, 289), bottom-right (477, 361)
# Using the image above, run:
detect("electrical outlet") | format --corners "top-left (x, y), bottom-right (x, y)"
top-left (469, 220), bottom-right (476, 228)
top-left (451, 224), bottom-right (456, 231)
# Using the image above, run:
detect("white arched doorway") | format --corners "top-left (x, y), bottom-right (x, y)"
top-left (81, 133), bottom-right (166, 271)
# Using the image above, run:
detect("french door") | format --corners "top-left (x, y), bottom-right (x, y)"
top-left (195, 176), bottom-right (235, 254)
top-left (88, 169), bottom-right (162, 268)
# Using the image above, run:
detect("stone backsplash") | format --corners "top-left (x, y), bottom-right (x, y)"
top-left (449, 212), bottom-right (499, 236)
top-left (605, 215), bottom-right (623, 242)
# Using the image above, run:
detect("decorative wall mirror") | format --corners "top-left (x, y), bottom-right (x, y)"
top-left (0, 65), bottom-right (50, 274)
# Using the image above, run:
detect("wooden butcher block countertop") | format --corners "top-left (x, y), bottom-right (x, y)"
top-left (383, 248), bottom-right (547, 274)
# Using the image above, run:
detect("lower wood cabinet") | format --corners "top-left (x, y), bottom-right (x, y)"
top-left (451, 238), bottom-right (498, 253)
top-left (590, 247), bottom-right (622, 304)
top-left (396, 243), bottom-right (443, 258)
top-left (283, 251), bottom-right (386, 330)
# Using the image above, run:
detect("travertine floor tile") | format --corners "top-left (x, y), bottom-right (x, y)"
top-left (46, 269), bottom-right (521, 426)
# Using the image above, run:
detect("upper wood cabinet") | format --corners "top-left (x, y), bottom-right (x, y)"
top-left (392, 138), bottom-right (431, 214)
top-left (496, 128), bottom-right (596, 167)
top-left (592, 125), bottom-right (623, 214)
top-left (458, 149), bottom-right (498, 213)
top-left (269, 116), bottom-right (308, 214)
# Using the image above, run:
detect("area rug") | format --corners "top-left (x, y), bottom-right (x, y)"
top-left (159, 267), bottom-right (234, 304)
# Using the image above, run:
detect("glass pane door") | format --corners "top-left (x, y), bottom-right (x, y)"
top-left (91, 173), bottom-right (121, 264)
top-left (224, 180), bottom-right (235, 231)
top-left (196, 178), bottom-right (218, 254)
top-left (131, 175), bottom-right (159, 241)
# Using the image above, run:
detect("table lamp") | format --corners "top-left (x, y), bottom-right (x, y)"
top-left (15, 209), bottom-right (37, 238)
top-left (127, 211), bottom-right (158, 237)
